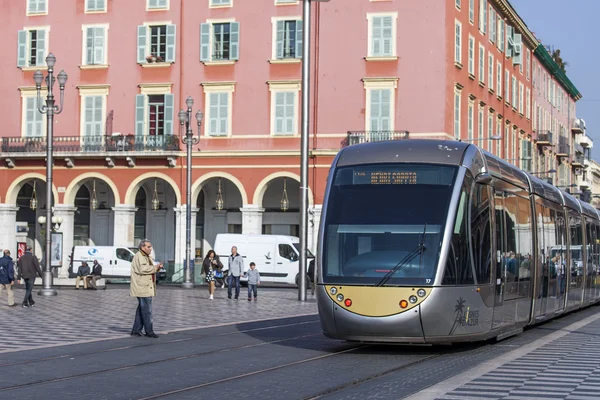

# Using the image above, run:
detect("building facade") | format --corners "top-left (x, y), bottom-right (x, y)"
top-left (0, 0), bottom-right (586, 282)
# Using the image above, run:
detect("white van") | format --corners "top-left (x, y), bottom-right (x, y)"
top-left (213, 234), bottom-right (314, 286)
top-left (70, 246), bottom-right (165, 281)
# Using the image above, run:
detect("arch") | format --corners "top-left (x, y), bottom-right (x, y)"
top-left (191, 171), bottom-right (249, 205)
top-left (124, 172), bottom-right (182, 206)
top-left (5, 172), bottom-right (60, 205)
top-left (63, 172), bottom-right (121, 205)
top-left (252, 172), bottom-right (314, 207)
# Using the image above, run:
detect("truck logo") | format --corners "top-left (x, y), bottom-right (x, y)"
top-left (88, 249), bottom-right (99, 256)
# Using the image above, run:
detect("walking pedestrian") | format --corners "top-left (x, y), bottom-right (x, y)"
top-left (227, 246), bottom-right (244, 300)
top-left (16, 246), bottom-right (42, 308)
top-left (246, 262), bottom-right (260, 301)
top-left (202, 250), bottom-right (223, 300)
top-left (0, 250), bottom-right (16, 307)
top-left (130, 240), bottom-right (163, 338)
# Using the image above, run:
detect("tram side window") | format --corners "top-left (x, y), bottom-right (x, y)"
top-left (469, 183), bottom-right (492, 284)
top-left (503, 192), bottom-right (519, 283)
top-left (443, 175), bottom-right (475, 285)
top-left (553, 211), bottom-right (567, 280)
top-left (569, 211), bottom-right (583, 279)
top-left (516, 195), bottom-right (533, 282)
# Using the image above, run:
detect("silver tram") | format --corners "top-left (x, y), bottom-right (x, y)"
top-left (316, 139), bottom-right (600, 344)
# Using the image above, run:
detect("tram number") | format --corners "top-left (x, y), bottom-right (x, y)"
top-left (426, 279), bottom-right (431, 283)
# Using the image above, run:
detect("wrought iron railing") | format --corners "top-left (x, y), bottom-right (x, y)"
top-left (573, 153), bottom-right (585, 165)
top-left (536, 130), bottom-right (553, 144)
top-left (342, 131), bottom-right (410, 147)
top-left (557, 136), bottom-right (570, 156)
top-left (1, 134), bottom-right (181, 154)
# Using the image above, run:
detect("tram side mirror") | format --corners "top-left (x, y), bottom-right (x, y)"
top-left (475, 172), bottom-right (492, 184)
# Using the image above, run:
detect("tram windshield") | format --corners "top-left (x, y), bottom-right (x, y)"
top-left (322, 163), bottom-right (457, 286)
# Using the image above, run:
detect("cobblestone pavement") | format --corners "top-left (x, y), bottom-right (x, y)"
top-left (0, 284), bottom-right (317, 354)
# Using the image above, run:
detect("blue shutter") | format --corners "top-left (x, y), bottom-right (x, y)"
top-left (200, 23), bottom-right (210, 62)
top-left (209, 93), bottom-right (218, 135)
top-left (148, 0), bottom-right (158, 8)
top-left (295, 21), bottom-right (303, 59)
top-left (17, 30), bottom-right (27, 67)
top-left (274, 92), bottom-right (285, 134)
top-left (285, 92), bottom-right (295, 134)
top-left (137, 25), bottom-right (147, 63)
top-left (164, 94), bottom-right (174, 135)
top-left (275, 21), bottom-right (284, 59)
top-left (86, 28), bottom-right (94, 64)
top-left (230, 22), bottom-right (240, 60)
top-left (166, 24), bottom-right (176, 62)
top-left (94, 96), bottom-right (103, 136)
top-left (370, 90), bottom-right (381, 131)
top-left (371, 16), bottom-right (382, 56)
top-left (26, 97), bottom-right (35, 137)
top-left (36, 30), bottom-right (46, 66)
top-left (382, 16), bottom-right (393, 56)
top-left (135, 94), bottom-right (145, 135)
top-left (84, 97), bottom-right (93, 136)
top-left (39, 0), bottom-right (47, 12)
top-left (94, 27), bottom-right (105, 64)
top-left (219, 93), bottom-right (228, 135)
top-left (380, 89), bottom-right (391, 131)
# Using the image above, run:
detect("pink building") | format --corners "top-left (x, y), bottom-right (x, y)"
top-left (0, 0), bottom-right (584, 282)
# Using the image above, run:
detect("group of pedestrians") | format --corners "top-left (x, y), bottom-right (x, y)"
top-left (202, 246), bottom-right (261, 301)
top-left (0, 246), bottom-right (43, 308)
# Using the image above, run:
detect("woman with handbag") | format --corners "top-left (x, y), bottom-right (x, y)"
top-left (202, 250), bottom-right (223, 300)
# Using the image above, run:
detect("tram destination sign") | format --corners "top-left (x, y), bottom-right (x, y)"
top-left (354, 171), bottom-right (417, 185)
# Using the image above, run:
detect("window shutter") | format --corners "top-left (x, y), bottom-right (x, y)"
top-left (382, 16), bottom-right (393, 56)
top-left (159, 0), bottom-right (167, 6)
top-left (209, 93), bottom-right (219, 135)
top-left (26, 97), bottom-right (35, 137)
top-left (39, 0), bottom-right (47, 12)
top-left (164, 94), bottom-right (174, 135)
top-left (86, 28), bottom-right (94, 64)
top-left (28, 0), bottom-right (36, 12)
top-left (274, 92), bottom-right (285, 134)
top-left (380, 89), bottom-right (391, 131)
top-left (275, 21), bottom-right (284, 59)
top-left (86, 0), bottom-right (94, 10)
top-left (148, 0), bottom-right (158, 8)
top-left (230, 22), bottom-right (240, 60)
top-left (219, 92), bottom-right (228, 135)
top-left (97, 0), bottom-right (106, 10)
top-left (285, 92), bottom-right (295, 134)
top-left (135, 94), bottom-right (145, 135)
top-left (200, 23), bottom-right (210, 62)
top-left (137, 25), bottom-right (147, 64)
top-left (370, 90), bottom-right (381, 131)
top-left (166, 24), bottom-right (176, 62)
top-left (36, 30), bottom-right (46, 66)
top-left (371, 16), bottom-right (382, 56)
top-left (17, 30), bottom-right (27, 67)
top-left (295, 21), bottom-right (303, 59)
top-left (94, 96), bottom-right (103, 136)
top-left (95, 27), bottom-right (105, 64)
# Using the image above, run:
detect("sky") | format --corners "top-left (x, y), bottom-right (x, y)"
top-left (510, 0), bottom-right (599, 161)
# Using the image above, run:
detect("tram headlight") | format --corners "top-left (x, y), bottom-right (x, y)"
top-left (399, 300), bottom-right (408, 308)
top-left (336, 294), bottom-right (344, 302)
top-left (408, 295), bottom-right (418, 304)
top-left (417, 289), bottom-right (426, 297)
top-left (330, 287), bottom-right (337, 295)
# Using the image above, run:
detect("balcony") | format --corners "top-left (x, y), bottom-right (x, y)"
top-left (572, 118), bottom-right (585, 135)
top-left (536, 131), bottom-right (553, 150)
top-left (556, 136), bottom-right (570, 159)
top-left (1, 134), bottom-right (181, 156)
top-left (572, 153), bottom-right (585, 168)
top-left (578, 135), bottom-right (594, 149)
top-left (343, 131), bottom-right (410, 147)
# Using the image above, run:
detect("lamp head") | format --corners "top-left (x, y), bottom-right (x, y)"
top-left (45, 53), bottom-right (56, 68)
top-left (178, 109), bottom-right (186, 125)
top-left (38, 216), bottom-right (47, 225)
top-left (195, 111), bottom-right (204, 125)
top-left (57, 70), bottom-right (68, 88)
top-left (185, 96), bottom-right (194, 109)
top-left (33, 70), bottom-right (44, 87)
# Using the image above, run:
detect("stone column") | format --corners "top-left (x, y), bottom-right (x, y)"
top-left (112, 205), bottom-right (137, 247)
top-left (308, 205), bottom-right (323, 255)
top-left (53, 205), bottom-right (77, 278)
top-left (240, 205), bottom-right (265, 235)
top-left (0, 204), bottom-right (19, 254)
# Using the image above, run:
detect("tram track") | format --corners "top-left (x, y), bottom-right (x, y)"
top-left (0, 318), bottom-right (319, 368)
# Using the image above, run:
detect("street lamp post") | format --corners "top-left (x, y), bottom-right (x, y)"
top-left (33, 53), bottom-right (67, 296)
top-left (178, 97), bottom-right (203, 289)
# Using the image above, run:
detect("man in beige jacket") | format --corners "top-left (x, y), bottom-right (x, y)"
top-left (130, 240), bottom-right (163, 338)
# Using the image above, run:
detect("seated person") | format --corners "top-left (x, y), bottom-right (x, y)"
top-left (75, 262), bottom-right (91, 289)
top-left (85, 260), bottom-right (103, 290)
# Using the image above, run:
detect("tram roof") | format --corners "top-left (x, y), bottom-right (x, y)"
top-left (579, 199), bottom-right (599, 219)
top-left (336, 139), bottom-right (470, 167)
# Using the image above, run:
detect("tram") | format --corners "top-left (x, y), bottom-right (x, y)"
top-left (316, 139), bottom-right (600, 344)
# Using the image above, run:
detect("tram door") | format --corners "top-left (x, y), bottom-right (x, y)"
top-left (492, 191), bottom-right (507, 329)
top-left (534, 201), bottom-right (549, 318)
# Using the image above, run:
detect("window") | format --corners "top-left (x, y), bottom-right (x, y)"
top-left (526, 49), bottom-right (531, 80)
top-left (456, 0), bottom-right (461, 9)
top-left (210, 0), bottom-right (232, 6)
top-left (478, 0), bottom-right (487, 33)
top-left (17, 28), bottom-right (48, 68)
top-left (488, 53), bottom-right (494, 91)
top-left (279, 244), bottom-right (298, 261)
top-left (489, 7), bottom-right (496, 43)
top-left (368, 14), bottom-right (397, 58)
top-left (135, 86), bottom-right (174, 137)
top-left (364, 78), bottom-right (397, 132)
top-left (27, 0), bottom-right (46, 15)
top-left (20, 88), bottom-right (46, 137)
top-left (200, 21), bottom-right (240, 62)
top-left (512, 76), bottom-right (517, 108)
top-left (117, 248), bottom-right (133, 262)
top-left (85, 0), bottom-right (106, 12)
top-left (272, 19), bottom-right (302, 60)
top-left (269, 81), bottom-right (300, 135)
top-left (504, 70), bottom-right (510, 102)
top-left (478, 106), bottom-right (484, 140)
top-left (468, 35), bottom-right (475, 75)
top-left (487, 112), bottom-right (493, 151)
top-left (137, 24), bottom-right (176, 63)
top-left (454, 20), bottom-right (462, 65)
top-left (82, 25), bottom-right (108, 65)
top-left (478, 44), bottom-right (484, 84)
top-left (496, 61), bottom-right (502, 98)
top-left (454, 87), bottom-right (461, 138)
top-left (519, 82), bottom-right (524, 114)
top-left (526, 88), bottom-right (531, 119)
top-left (78, 86), bottom-right (109, 138)
top-left (469, 0), bottom-right (474, 22)
top-left (202, 82), bottom-right (236, 137)
top-left (470, 183), bottom-right (492, 284)
top-left (498, 19), bottom-right (504, 51)
top-left (147, 0), bottom-right (169, 10)
top-left (468, 100), bottom-right (474, 140)
top-left (496, 118), bottom-right (502, 156)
